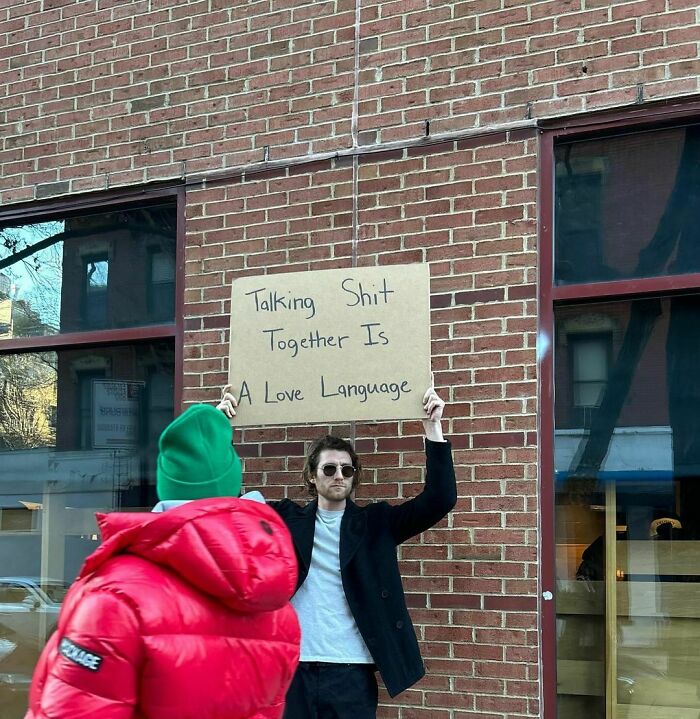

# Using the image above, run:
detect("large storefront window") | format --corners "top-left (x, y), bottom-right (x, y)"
top-left (0, 196), bottom-right (179, 717)
top-left (551, 122), bottom-right (700, 718)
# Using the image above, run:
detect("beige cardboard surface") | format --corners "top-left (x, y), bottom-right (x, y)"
top-left (228, 264), bottom-right (431, 426)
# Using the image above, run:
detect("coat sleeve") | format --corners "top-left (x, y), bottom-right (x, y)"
top-left (386, 439), bottom-right (457, 545)
top-left (25, 589), bottom-right (142, 719)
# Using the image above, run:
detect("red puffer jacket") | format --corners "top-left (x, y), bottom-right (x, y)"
top-left (25, 497), bottom-right (300, 719)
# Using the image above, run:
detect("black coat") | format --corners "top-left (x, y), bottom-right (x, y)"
top-left (270, 439), bottom-right (457, 698)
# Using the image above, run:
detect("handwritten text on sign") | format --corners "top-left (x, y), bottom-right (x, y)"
top-left (228, 264), bottom-right (431, 426)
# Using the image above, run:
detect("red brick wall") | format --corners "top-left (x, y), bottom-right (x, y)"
top-left (3, 1), bottom-right (699, 717)
top-left (2, 0), bottom-right (699, 203)
top-left (183, 133), bottom-right (540, 717)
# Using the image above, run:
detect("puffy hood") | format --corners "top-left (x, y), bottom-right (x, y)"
top-left (79, 497), bottom-right (297, 613)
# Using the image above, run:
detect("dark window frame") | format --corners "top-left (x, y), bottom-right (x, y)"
top-left (539, 99), bottom-right (700, 719)
top-left (0, 184), bottom-right (185, 410)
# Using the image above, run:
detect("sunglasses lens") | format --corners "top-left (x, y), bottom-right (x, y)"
top-left (321, 464), bottom-right (355, 478)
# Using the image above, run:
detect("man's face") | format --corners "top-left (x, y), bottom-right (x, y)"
top-left (311, 449), bottom-right (355, 505)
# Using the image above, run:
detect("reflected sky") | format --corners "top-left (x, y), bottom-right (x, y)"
top-left (0, 222), bottom-right (65, 332)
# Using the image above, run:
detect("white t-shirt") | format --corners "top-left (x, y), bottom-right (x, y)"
top-left (291, 507), bottom-right (373, 663)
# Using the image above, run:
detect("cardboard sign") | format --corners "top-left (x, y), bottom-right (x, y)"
top-left (228, 264), bottom-right (431, 426)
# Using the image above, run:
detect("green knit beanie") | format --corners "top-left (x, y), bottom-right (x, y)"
top-left (157, 404), bottom-right (242, 501)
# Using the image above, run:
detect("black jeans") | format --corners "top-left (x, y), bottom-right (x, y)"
top-left (283, 662), bottom-right (378, 719)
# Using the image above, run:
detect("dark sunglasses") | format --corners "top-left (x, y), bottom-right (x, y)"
top-left (320, 463), bottom-right (356, 479)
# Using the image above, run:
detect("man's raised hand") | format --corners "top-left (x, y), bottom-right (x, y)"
top-left (216, 385), bottom-right (238, 420)
top-left (422, 376), bottom-right (446, 442)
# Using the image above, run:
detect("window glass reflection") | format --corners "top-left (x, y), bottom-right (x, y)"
top-left (0, 341), bottom-right (173, 717)
top-left (83, 257), bottom-right (109, 328)
top-left (555, 296), bottom-right (700, 717)
top-left (0, 203), bottom-right (176, 337)
top-left (0, 353), bottom-right (57, 451)
top-left (555, 125), bottom-right (700, 285)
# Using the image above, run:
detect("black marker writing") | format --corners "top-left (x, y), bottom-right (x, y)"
top-left (341, 277), bottom-right (395, 307)
top-left (262, 327), bottom-right (350, 358)
top-left (238, 381), bottom-right (253, 405)
top-left (264, 381), bottom-right (304, 404)
top-left (360, 322), bottom-right (389, 346)
top-left (245, 288), bottom-right (316, 319)
top-left (320, 376), bottom-right (411, 403)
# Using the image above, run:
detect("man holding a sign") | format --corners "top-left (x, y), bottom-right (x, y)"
top-left (217, 382), bottom-right (456, 718)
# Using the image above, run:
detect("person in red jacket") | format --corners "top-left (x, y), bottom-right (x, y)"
top-left (24, 404), bottom-right (301, 719)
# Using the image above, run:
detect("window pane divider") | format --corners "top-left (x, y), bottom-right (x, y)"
top-left (553, 272), bottom-right (700, 303)
top-left (605, 482), bottom-right (618, 719)
top-left (0, 323), bottom-right (176, 353)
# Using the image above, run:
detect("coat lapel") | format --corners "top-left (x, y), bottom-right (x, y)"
top-left (340, 500), bottom-right (367, 569)
top-left (285, 500), bottom-right (317, 575)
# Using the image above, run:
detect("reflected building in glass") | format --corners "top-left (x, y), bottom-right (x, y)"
top-left (553, 126), bottom-right (700, 718)
top-left (0, 200), bottom-right (177, 718)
